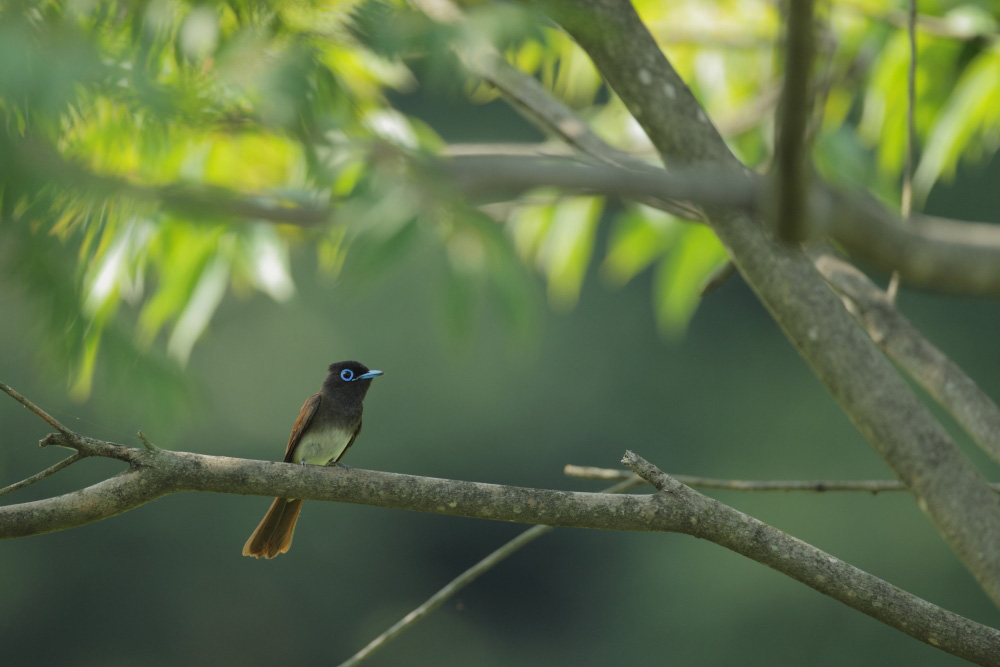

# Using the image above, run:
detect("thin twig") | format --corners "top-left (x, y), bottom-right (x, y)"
top-left (887, 0), bottom-right (917, 303)
top-left (699, 260), bottom-right (738, 296)
top-left (0, 453), bottom-right (85, 497)
top-left (563, 464), bottom-right (966, 494)
top-left (336, 476), bottom-right (643, 667)
top-left (0, 380), bottom-right (73, 436)
top-left (137, 431), bottom-right (160, 453)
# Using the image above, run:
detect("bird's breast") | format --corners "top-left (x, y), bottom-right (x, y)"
top-left (291, 426), bottom-right (356, 465)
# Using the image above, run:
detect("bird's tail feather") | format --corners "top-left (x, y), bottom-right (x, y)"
top-left (242, 498), bottom-right (304, 558)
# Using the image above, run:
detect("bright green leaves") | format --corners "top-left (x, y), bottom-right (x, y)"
top-left (651, 224), bottom-right (728, 338)
top-left (602, 205), bottom-right (728, 338)
top-left (6, 0), bottom-right (1000, 405)
top-left (602, 206), bottom-right (680, 287)
top-left (914, 43), bottom-right (1000, 200)
top-left (508, 197), bottom-right (727, 338)
top-left (510, 195), bottom-right (602, 310)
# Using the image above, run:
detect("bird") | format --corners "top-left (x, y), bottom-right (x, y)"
top-left (243, 360), bottom-right (383, 559)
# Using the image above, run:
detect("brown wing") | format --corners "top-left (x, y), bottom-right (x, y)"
top-left (282, 393), bottom-right (321, 463)
top-left (331, 418), bottom-right (362, 465)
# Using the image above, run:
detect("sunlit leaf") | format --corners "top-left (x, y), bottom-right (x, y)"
top-left (167, 252), bottom-right (231, 364)
top-left (601, 205), bottom-right (681, 287)
top-left (653, 225), bottom-right (728, 338)
top-left (914, 45), bottom-right (1000, 200)
top-left (537, 196), bottom-right (603, 310)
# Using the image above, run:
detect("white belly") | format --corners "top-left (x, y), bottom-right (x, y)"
top-left (292, 427), bottom-right (355, 465)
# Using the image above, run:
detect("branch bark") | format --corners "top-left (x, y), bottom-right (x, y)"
top-left (813, 248), bottom-right (1000, 465)
top-left (529, 0), bottom-right (1000, 606)
top-left (2, 434), bottom-right (999, 665)
top-left (440, 151), bottom-right (1000, 297)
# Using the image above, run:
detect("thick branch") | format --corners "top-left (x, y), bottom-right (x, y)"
top-left (621, 453), bottom-right (1000, 665)
top-left (823, 192), bottom-right (1000, 296)
top-left (442, 151), bottom-right (1000, 297)
top-left (1, 441), bottom-right (999, 664)
top-left (814, 249), bottom-right (1000, 465)
top-left (533, 0), bottom-right (1000, 606)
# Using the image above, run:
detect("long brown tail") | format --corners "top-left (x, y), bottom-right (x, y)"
top-left (242, 498), bottom-right (304, 558)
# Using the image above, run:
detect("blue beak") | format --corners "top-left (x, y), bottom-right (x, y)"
top-left (356, 370), bottom-right (384, 380)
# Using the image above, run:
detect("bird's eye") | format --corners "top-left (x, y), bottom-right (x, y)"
top-left (340, 369), bottom-right (355, 382)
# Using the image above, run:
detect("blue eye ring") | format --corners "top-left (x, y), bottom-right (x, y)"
top-left (340, 369), bottom-right (355, 382)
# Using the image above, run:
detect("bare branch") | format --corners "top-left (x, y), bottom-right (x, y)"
top-left (0, 453), bottom-right (85, 498)
top-left (442, 154), bottom-right (755, 210)
top-left (774, 0), bottom-right (815, 243)
top-left (0, 381), bottom-right (73, 436)
top-left (566, 464), bottom-right (1000, 494)
top-left (813, 249), bottom-right (1000, 466)
top-left (2, 435), bottom-right (999, 663)
top-left (699, 260), bottom-right (738, 296)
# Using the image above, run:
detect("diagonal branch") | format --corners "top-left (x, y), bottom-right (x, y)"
top-left (813, 248), bottom-right (1000, 465)
top-left (530, 0), bottom-right (1000, 607)
top-left (0, 453), bottom-right (84, 497)
top-left (0, 380), bottom-right (73, 436)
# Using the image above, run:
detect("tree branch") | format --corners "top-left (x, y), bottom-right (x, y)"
top-left (0, 380), bottom-right (73, 436)
top-left (566, 464), bottom-right (1000, 494)
top-left (530, 0), bottom-right (1000, 606)
top-left (0, 453), bottom-right (84, 498)
top-left (813, 248), bottom-right (1000, 466)
top-left (441, 151), bottom-right (1000, 297)
top-left (617, 452), bottom-right (1000, 665)
top-left (2, 432), bottom-right (999, 664)
top-left (774, 0), bottom-right (814, 243)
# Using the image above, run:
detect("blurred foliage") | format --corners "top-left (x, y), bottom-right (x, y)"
top-left (1, 0), bottom-right (999, 398)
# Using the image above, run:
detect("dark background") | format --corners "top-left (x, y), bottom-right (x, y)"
top-left (2, 88), bottom-right (1000, 665)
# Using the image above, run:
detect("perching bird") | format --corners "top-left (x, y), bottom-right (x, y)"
top-left (243, 361), bottom-right (383, 558)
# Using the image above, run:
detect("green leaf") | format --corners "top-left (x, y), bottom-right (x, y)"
top-left (166, 252), bottom-right (232, 364)
top-left (601, 205), bottom-right (680, 287)
top-left (537, 196), bottom-right (603, 310)
top-left (653, 225), bottom-right (729, 339)
top-left (914, 46), bottom-right (1000, 200)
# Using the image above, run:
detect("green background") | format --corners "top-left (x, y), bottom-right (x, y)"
top-left (3, 91), bottom-right (1000, 667)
